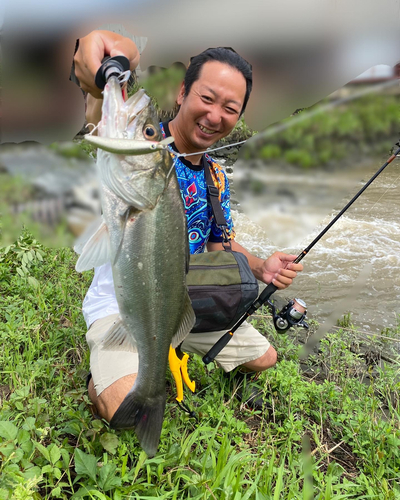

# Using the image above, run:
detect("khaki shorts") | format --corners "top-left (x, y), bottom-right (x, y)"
top-left (86, 313), bottom-right (271, 396)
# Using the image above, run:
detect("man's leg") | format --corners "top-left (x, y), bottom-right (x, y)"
top-left (241, 345), bottom-right (277, 372)
top-left (86, 317), bottom-right (275, 419)
top-left (88, 374), bottom-right (137, 421)
top-left (180, 320), bottom-right (277, 373)
top-left (180, 321), bottom-right (276, 410)
top-left (86, 314), bottom-right (138, 421)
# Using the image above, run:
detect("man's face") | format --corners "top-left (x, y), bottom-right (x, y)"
top-left (176, 60), bottom-right (247, 152)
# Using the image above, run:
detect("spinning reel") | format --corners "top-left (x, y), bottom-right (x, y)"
top-left (268, 297), bottom-right (308, 334)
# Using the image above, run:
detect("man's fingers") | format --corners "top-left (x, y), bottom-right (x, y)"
top-left (272, 278), bottom-right (290, 289)
top-left (276, 252), bottom-right (297, 262)
top-left (279, 269), bottom-right (297, 279)
top-left (100, 31), bottom-right (140, 71)
top-left (273, 274), bottom-right (293, 288)
top-left (266, 252), bottom-right (303, 288)
top-left (73, 30), bottom-right (140, 98)
top-left (110, 41), bottom-right (140, 70)
top-left (287, 263), bottom-right (303, 272)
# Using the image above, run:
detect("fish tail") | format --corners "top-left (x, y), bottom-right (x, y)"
top-left (110, 391), bottom-right (166, 457)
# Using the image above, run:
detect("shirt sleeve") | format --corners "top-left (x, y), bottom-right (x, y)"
top-left (208, 160), bottom-right (236, 242)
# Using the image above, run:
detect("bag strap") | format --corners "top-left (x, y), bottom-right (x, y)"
top-left (202, 156), bottom-right (232, 250)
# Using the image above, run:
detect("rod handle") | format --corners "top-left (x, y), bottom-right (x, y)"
top-left (257, 282), bottom-right (278, 305)
top-left (202, 331), bottom-right (234, 365)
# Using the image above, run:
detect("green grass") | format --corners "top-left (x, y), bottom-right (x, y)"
top-left (1, 231), bottom-right (400, 498)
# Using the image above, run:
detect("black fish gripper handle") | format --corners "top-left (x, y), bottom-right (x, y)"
top-left (95, 55), bottom-right (130, 90)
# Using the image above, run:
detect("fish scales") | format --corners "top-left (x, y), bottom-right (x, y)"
top-left (76, 79), bottom-right (195, 456)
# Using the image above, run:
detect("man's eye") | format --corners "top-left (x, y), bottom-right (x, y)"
top-left (143, 125), bottom-right (157, 139)
top-left (201, 95), bottom-right (213, 102)
top-left (226, 107), bottom-right (239, 114)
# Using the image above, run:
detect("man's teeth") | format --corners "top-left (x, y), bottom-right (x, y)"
top-left (198, 124), bottom-right (216, 135)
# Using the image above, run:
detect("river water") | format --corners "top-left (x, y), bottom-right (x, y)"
top-left (231, 154), bottom-right (400, 337)
top-left (1, 144), bottom-right (399, 337)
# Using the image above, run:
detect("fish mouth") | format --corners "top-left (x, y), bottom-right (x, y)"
top-left (125, 90), bottom-right (151, 132)
top-left (90, 87), bottom-right (170, 155)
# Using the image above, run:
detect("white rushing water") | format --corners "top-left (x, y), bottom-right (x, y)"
top-left (231, 155), bottom-right (400, 335)
top-left (2, 145), bottom-right (399, 336)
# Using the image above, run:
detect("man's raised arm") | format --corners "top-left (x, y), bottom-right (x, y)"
top-left (73, 30), bottom-right (140, 125)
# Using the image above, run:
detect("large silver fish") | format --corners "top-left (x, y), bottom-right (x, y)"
top-left (75, 78), bottom-right (195, 457)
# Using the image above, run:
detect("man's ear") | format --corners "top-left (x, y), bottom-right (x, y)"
top-left (176, 82), bottom-right (185, 106)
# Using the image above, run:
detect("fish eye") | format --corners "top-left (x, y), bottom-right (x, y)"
top-left (143, 125), bottom-right (157, 139)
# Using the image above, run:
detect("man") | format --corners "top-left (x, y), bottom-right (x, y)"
top-left (74, 30), bottom-right (303, 422)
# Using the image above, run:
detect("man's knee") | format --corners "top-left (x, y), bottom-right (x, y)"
top-left (241, 345), bottom-right (277, 372)
top-left (261, 346), bottom-right (278, 370)
top-left (88, 373), bottom-right (137, 422)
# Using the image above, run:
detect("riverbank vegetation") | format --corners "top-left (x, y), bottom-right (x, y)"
top-left (242, 89), bottom-right (400, 168)
top-left (1, 231), bottom-right (400, 499)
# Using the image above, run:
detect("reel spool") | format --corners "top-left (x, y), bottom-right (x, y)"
top-left (268, 297), bottom-right (308, 333)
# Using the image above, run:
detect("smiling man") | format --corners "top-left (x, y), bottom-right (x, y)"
top-left (73, 31), bottom-right (303, 421)
top-left (169, 56), bottom-right (248, 160)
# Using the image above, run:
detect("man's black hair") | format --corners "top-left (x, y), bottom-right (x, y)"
top-left (184, 47), bottom-right (252, 116)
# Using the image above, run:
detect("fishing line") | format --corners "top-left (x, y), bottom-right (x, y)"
top-left (285, 160), bottom-right (400, 322)
top-left (330, 324), bottom-right (400, 343)
top-left (358, 171), bottom-right (400, 220)
top-left (167, 154), bottom-right (180, 181)
top-left (86, 122), bottom-right (100, 135)
top-left (172, 139), bottom-right (248, 159)
top-left (165, 139), bottom-right (248, 180)
top-left (202, 146), bottom-right (400, 364)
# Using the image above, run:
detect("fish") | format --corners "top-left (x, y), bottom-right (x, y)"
top-left (75, 78), bottom-right (195, 457)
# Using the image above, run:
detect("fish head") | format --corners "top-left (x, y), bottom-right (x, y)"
top-left (97, 78), bottom-right (174, 208)
top-left (98, 78), bottom-right (152, 140)
top-left (124, 90), bottom-right (162, 143)
top-left (122, 89), bottom-right (172, 179)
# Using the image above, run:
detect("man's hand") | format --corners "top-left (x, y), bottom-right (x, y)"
top-left (258, 252), bottom-right (303, 289)
top-left (74, 30), bottom-right (140, 98)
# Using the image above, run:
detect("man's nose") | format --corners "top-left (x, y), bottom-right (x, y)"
top-left (206, 105), bottom-right (222, 126)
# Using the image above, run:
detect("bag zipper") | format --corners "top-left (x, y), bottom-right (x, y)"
top-left (189, 264), bottom-right (238, 270)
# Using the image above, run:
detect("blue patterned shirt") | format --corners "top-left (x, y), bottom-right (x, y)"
top-left (160, 121), bottom-right (235, 254)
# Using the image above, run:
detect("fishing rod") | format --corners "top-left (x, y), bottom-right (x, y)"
top-left (202, 146), bottom-right (400, 364)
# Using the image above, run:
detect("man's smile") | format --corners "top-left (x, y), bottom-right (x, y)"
top-left (198, 123), bottom-right (218, 135)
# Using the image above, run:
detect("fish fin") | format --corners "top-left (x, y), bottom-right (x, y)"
top-left (75, 221), bottom-right (111, 272)
top-left (171, 293), bottom-right (196, 348)
top-left (110, 392), bottom-right (166, 458)
top-left (73, 215), bottom-right (103, 255)
top-left (100, 152), bottom-right (156, 210)
top-left (159, 136), bottom-right (174, 146)
top-left (102, 317), bottom-right (137, 352)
